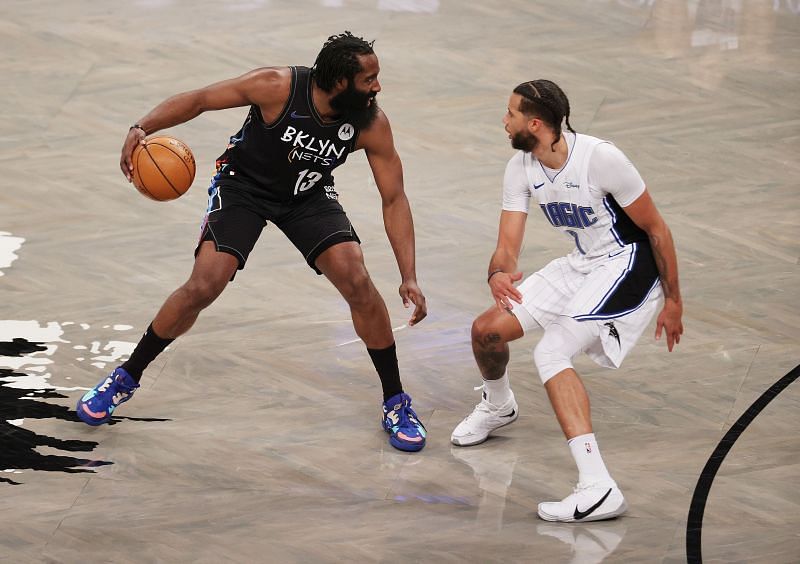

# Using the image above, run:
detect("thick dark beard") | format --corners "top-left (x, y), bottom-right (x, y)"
top-left (345, 98), bottom-right (379, 129)
top-left (511, 130), bottom-right (538, 152)
top-left (330, 84), bottom-right (379, 129)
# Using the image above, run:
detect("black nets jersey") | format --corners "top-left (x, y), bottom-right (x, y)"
top-left (214, 66), bottom-right (360, 202)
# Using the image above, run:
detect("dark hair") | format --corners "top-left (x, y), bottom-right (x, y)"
top-left (312, 31), bottom-right (375, 91)
top-left (513, 80), bottom-right (575, 150)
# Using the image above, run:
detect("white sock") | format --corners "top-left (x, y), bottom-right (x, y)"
top-left (568, 433), bottom-right (613, 486)
top-left (483, 371), bottom-right (512, 405)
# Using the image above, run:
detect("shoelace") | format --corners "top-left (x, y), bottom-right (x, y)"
top-left (470, 384), bottom-right (499, 415)
top-left (111, 380), bottom-right (138, 395)
top-left (463, 383), bottom-right (498, 420)
top-left (572, 482), bottom-right (609, 496)
top-left (392, 403), bottom-right (420, 433)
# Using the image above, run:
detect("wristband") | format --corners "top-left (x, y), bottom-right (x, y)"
top-left (487, 269), bottom-right (504, 283)
top-left (130, 124), bottom-right (146, 134)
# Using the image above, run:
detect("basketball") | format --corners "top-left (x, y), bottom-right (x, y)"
top-left (131, 136), bottom-right (196, 201)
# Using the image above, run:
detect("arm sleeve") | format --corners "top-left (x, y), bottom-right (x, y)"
top-left (502, 151), bottom-right (531, 213)
top-left (588, 143), bottom-right (646, 207)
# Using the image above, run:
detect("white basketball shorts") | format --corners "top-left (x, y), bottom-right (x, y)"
top-left (511, 243), bottom-right (663, 369)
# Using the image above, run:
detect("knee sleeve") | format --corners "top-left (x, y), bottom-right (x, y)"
top-left (533, 316), bottom-right (598, 384)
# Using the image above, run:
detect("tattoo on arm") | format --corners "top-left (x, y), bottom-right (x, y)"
top-left (649, 232), bottom-right (680, 301)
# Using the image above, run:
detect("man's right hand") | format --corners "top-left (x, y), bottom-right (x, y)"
top-left (489, 271), bottom-right (523, 311)
top-left (120, 126), bottom-right (147, 181)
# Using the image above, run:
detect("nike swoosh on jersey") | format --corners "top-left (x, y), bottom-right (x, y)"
top-left (608, 248), bottom-right (627, 258)
top-left (290, 111), bottom-right (310, 119)
top-left (573, 488), bottom-right (612, 520)
top-left (533, 183), bottom-right (545, 190)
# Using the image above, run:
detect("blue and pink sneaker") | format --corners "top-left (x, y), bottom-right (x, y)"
top-left (382, 392), bottom-right (426, 452)
top-left (76, 367), bottom-right (140, 426)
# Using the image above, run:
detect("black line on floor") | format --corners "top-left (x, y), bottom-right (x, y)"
top-left (686, 363), bottom-right (800, 563)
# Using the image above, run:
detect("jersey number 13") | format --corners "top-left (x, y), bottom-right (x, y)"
top-left (294, 169), bottom-right (323, 196)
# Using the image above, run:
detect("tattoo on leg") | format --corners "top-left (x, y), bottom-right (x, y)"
top-left (483, 333), bottom-right (501, 346)
top-left (473, 332), bottom-right (509, 380)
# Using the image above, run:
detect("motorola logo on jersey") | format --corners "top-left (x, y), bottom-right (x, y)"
top-left (539, 202), bottom-right (598, 229)
top-left (281, 125), bottom-right (347, 166)
top-left (338, 123), bottom-right (354, 141)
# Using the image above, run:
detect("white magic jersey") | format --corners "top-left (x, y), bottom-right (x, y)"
top-left (503, 132), bottom-right (648, 266)
top-left (503, 132), bottom-right (663, 368)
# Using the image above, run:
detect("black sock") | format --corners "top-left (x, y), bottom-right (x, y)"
top-left (121, 323), bottom-right (174, 382)
top-left (367, 343), bottom-right (403, 401)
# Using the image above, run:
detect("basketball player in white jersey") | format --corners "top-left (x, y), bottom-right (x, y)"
top-left (451, 80), bottom-right (684, 522)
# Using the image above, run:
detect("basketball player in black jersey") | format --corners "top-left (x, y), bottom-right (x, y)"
top-left (76, 32), bottom-right (429, 452)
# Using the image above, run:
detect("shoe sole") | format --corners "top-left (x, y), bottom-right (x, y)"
top-left (382, 421), bottom-right (426, 452)
top-left (450, 410), bottom-right (519, 447)
top-left (75, 402), bottom-right (111, 426)
top-left (388, 435), bottom-right (426, 452)
top-left (537, 500), bottom-right (628, 523)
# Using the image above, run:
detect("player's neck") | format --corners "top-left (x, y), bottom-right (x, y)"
top-left (534, 134), bottom-right (569, 170)
top-left (311, 84), bottom-right (340, 122)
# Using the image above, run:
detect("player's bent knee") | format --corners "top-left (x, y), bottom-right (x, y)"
top-left (339, 270), bottom-right (377, 308)
top-left (472, 308), bottom-right (524, 348)
top-left (533, 317), bottom-right (596, 384)
top-left (533, 337), bottom-right (574, 384)
top-left (471, 315), bottom-right (504, 347)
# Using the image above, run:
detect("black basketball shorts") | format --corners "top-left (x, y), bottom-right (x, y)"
top-left (195, 180), bottom-right (360, 278)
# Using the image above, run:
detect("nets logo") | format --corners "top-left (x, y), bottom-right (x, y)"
top-left (338, 123), bottom-right (354, 141)
top-left (282, 125), bottom-right (346, 166)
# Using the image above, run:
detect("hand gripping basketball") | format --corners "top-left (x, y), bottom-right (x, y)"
top-left (130, 136), bottom-right (196, 201)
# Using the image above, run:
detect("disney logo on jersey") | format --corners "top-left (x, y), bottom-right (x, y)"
top-left (540, 202), bottom-right (598, 229)
top-left (282, 125), bottom-right (347, 167)
top-left (564, 181), bottom-right (580, 189)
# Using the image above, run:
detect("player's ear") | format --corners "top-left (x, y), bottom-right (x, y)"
top-left (527, 117), bottom-right (540, 134)
top-left (333, 76), bottom-right (348, 92)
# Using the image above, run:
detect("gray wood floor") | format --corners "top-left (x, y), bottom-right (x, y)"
top-left (1, 1), bottom-right (798, 562)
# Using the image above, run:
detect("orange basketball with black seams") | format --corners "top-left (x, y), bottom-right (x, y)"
top-left (131, 136), bottom-right (196, 201)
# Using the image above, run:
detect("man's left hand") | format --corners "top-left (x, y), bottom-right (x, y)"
top-left (655, 298), bottom-right (683, 351)
top-left (399, 280), bottom-right (427, 326)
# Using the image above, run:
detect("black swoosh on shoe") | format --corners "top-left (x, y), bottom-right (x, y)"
top-left (502, 409), bottom-right (516, 418)
top-left (573, 488), bottom-right (612, 520)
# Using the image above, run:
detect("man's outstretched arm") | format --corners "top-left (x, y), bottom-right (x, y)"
top-left (120, 67), bottom-right (289, 179)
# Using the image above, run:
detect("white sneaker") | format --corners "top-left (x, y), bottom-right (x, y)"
top-left (451, 390), bottom-right (518, 446)
top-left (537, 482), bottom-right (627, 523)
